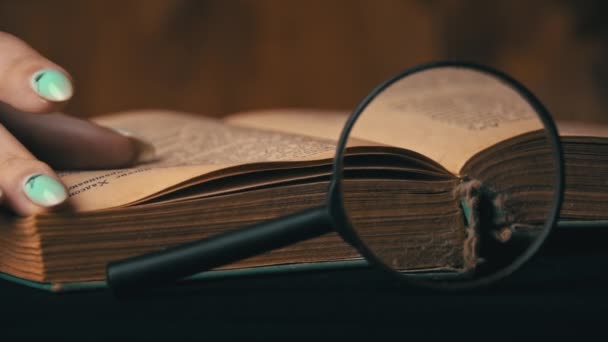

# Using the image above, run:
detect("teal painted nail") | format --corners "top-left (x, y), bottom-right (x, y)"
top-left (23, 174), bottom-right (68, 207)
top-left (460, 198), bottom-right (471, 227)
top-left (30, 69), bottom-right (73, 101)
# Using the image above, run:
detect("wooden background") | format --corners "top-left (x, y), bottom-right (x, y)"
top-left (0, 0), bottom-right (606, 123)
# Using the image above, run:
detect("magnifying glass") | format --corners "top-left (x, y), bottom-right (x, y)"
top-left (106, 61), bottom-right (563, 295)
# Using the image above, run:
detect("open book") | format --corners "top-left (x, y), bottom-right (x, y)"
top-left (1, 105), bottom-right (607, 292)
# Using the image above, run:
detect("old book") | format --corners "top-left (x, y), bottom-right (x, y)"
top-left (0, 104), bottom-right (606, 292)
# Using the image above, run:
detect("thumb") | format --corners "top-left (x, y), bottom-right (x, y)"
top-left (0, 32), bottom-right (73, 113)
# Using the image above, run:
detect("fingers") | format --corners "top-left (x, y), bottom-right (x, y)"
top-left (0, 32), bottom-right (155, 216)
top-left (0, 31), bottom-right (71, 216)
top-left (0, 123), bottom-right (67, 216)
top-left (0, 32), bottom-right (73, 113)
top-left (0, 108), bottom-right (155, 169)
top-left (0, 108), bottom-right (156, 216)
top-left (0, 107), bottom-right (146, 169)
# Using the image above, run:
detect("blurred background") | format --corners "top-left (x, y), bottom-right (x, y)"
top-left (0, 0), bottom-right (606, 123)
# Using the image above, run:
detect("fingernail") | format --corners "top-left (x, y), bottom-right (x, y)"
top-left (23, 174), bottom-right (68, 207)
top-left (111, 128), bottom-right (157, 163)
top-left (30, 69), bottom-right (73, 102)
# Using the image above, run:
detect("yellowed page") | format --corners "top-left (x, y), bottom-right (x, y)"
top-left (224, 109), bottom-right (383, 154)
top-left (224, 68), bottom-right (545, 175)
top-left (224, 108), bottom-right (350, 141)
top-left (349, 68), bottom-right (544, 174)
top-left (58, 110), bottom-right (338, 212)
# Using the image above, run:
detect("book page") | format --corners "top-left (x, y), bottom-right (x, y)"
top-left (57, 110), bottom-right (338, 212)
top-left (227, 110), bottom-right (608, 145)
top-left (224, 68), bottom-right (546, 176)
top-left (349, 67), bottom-right (544, 174)
top-left (224, 108), bottom-right (350, 141)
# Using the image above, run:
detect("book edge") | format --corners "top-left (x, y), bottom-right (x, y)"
top-left (0, 260), bottom-right (371, 293)
top-left (3, 220), bottom-right (606, 293)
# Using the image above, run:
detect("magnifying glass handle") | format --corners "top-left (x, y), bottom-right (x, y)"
top-left (106, 206), bottom-right (334, 296)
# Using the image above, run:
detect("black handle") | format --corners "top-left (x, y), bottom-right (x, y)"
top-left (106, 206), bottom-right (334, 295)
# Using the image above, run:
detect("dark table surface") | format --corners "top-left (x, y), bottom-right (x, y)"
top-left (2, 252), bottom-right (608, 339)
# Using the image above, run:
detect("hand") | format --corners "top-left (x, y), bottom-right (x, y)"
top-left (0, 32), bottom-right (147, 216)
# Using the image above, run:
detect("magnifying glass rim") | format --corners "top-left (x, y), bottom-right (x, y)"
top-left (329, 60), bottom-right (565, 290)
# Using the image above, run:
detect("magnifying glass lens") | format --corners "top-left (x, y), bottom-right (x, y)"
top-left (339, 66), bottom-right (560, 285)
